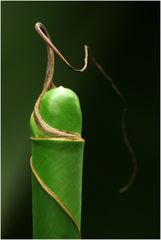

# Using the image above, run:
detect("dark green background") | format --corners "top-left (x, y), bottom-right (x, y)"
top-left (2, 1), bottom-right (160, 239)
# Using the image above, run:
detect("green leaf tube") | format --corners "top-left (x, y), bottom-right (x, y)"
top-left (30, 23), bottom-right (88, 239)
top-left (30, 21), bottom-right (137, 239)
top-left (30, 87), bottom-right (84, 238)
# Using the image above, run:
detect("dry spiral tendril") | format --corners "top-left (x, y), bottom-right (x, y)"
top-left (34, 22), bottom-right (137, 193)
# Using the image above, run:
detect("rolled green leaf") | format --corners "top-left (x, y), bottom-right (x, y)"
top-left (30, 20), bottom-right (137, 239)
top-left (30, 86), bottom-right (84, 238)
top-left (30, 22), bottom-right (88, 239)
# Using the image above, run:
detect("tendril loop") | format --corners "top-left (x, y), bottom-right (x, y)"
top-left (34, 22), bottom-right (137, 193)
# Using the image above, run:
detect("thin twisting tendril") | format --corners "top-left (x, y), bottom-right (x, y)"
top-left (89, 52), bottom-right (137, 193)
top-left (35, 22), bottom-right (88, 76)
top-left (34, 23), bottom-right (83, 139)
top-left (34, 22), bottom-right (137, 193)
top-left (35, 23), bottom-right (55, 93)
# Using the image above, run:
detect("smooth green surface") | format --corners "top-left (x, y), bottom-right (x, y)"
top-left (32, 139), bottom-right (84, 226)
top-left (32, 175), bottom-right (80, 239)
top-left (31, 86), bottom-right (84, 238)
top-left (30, 86), bottom-right (82, 137)
top-left (32, 139), bottom-right (84, 238)
top-left (39, 87), bottom-right (82, 134)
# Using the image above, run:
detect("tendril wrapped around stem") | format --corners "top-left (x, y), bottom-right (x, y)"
top-left (34, 22), bottom-right (137, 193)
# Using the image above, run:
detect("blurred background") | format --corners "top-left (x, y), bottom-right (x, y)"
top-left (2, 2), bottom-right (159, 239)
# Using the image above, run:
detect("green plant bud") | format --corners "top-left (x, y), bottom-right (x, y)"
top-left (30, 85), bottom-right (84, 238)
top-left (30, 86), bottom-right (82, 137)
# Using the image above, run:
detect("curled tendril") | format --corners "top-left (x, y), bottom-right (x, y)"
top-left (35, 22), bottom-right (88, 93)
top-left (88, 53), bottom-right (137, 193)
top-left (33, 22), bottom-right (137, 193)
top-left (34, 22), bottom-right (85, 140)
